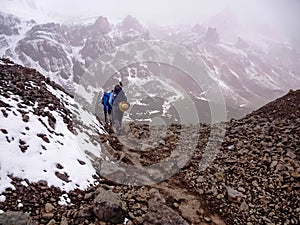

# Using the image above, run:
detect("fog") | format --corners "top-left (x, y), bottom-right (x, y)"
top-left (1, 0), bottom-right (300, 45)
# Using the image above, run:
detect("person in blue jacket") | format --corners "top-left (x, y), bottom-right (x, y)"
top-left (101, 90), bottom-right (113, 124)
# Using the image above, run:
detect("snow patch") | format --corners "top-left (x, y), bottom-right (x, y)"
top-left (0, 195), bottom-right (6, 202)
top-left (58, 194), bottom-right (71, 206)
top-left (20, 180), bottom-right (28, 187)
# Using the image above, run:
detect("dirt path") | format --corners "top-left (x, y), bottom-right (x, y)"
top-left (98, 123), bottom-right (226, 225)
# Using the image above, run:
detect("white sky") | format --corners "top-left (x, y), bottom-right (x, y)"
top-left (0, 0), bottom-right (295, 24)
top-left (1, 0), bottom-right (300, 45)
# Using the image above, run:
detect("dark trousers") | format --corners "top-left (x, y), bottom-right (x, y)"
top-left (104, 107), bottom-right (112, 124)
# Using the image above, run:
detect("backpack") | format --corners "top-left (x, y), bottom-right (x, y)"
top-left (102, 92), bottom-right (111, 107)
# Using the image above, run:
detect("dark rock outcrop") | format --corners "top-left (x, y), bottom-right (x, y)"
top-left (93, 187), bottom-right (126, 224)
top-left (205, 27), bottom-right (220, 44)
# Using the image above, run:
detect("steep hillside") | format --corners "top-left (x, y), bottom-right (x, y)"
top-left (198, 89), bottom-right (299, 224)
top-left (95, 89), bottom-right (300, 224)
top-left (0, 58), bottom-right (105, 193)
top-left (0, 12), bottom-right (149, 91)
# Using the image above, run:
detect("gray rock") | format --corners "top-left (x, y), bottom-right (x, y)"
top-left (196, 176), bottom-right (205, 183)
top-left (93, 187), bottom-right (126, 224)
top-left (226, 186), bottom-right (245, 203)
top-left (78, 207), bottom-right (91, 218)
top-left (204, 217), bottom-right (211, 222)
top-left (286, 150), bottom-right (296, 159)
top-left (45, 203), bottom-right (55, 213)
top-left (0, 211), bottom-right (34, 225)
top-left (239, 201), bottom-right (249, 212)
top-left (144, 199), bottom-right (189, 225)
top-left (238, 187), bottom-right (246, 193)
top-left (46, 219), bottom-right (56, 225)
top-left (141, 143), bottom-right (152, 151)
top-left (60, 216), bottom-right (68, 225)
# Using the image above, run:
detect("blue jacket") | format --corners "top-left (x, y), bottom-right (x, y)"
top-left (109, 92), bottom-right (114, 107)
top-left (102, 92), bottom-right (113, 110)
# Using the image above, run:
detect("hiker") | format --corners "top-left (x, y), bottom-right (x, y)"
top-left (101, 90), bottom-right (113, 124)
top-left (112, 82), bottom-right (128, 133)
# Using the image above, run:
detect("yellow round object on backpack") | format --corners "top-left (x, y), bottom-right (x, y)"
top-left (119, 101), bottom-right (130, 112)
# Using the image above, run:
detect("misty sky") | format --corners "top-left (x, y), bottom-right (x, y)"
top-left (1, 0), bottom-right (300, 45)
top-left (0, 0), bottom-right (298, 24)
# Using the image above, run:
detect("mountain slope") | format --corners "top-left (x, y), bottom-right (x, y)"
top-left (0, 59), bottom-right (299, 224)
top-left (0, 58), bottom-right (105, 193)
top-left (88, 89), bottom-right (300, 224)
top-left (0, 11), bottom-right (300, 122)
top-left (209, 89), bottom-right (299, 224)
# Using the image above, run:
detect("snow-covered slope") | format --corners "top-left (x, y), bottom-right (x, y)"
top-left (0, 58), bottom-right (105, 193)
top-left (0, 12), bottom-right (149, 92)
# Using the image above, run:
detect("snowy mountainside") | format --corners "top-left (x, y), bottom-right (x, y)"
top-left (0, 58), bottom-right (105, 193)
top-left (0, 12), bottom-right (149, 92)
top-left (0, 12), bottom-right (36, 59)
top-left (0, 11), bottom-right (300, 121)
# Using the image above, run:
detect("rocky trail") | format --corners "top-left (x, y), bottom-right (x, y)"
top-left (95, 89), bottom-right (300, 224)
top-left (2, 88), bottom-right (299, 224)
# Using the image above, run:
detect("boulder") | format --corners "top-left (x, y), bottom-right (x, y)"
top-left (144, 199), bottom-right (188, 225)
top-left (93, 187), bottom-right (126, 224)
top-left (0, 211), bottom-right (34, 225)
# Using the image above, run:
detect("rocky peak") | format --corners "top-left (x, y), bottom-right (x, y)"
top-left (92, 16), bottom-right (111, 35)
top-left (121, 15), bottom-right (144, 32)
top-left (112, 15), bottom-right (149, 45)
top-left (206, 8), bottom-right (242, 42)
top-left (0, 11), bottom-right (22, 35)
top-left (205, 27), bottom-right (220, 44)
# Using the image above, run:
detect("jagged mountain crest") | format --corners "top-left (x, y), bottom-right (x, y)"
top-left (120, 15), bottom-right (144, 32)
top-left (204, 27), bottom-right (220, 44)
